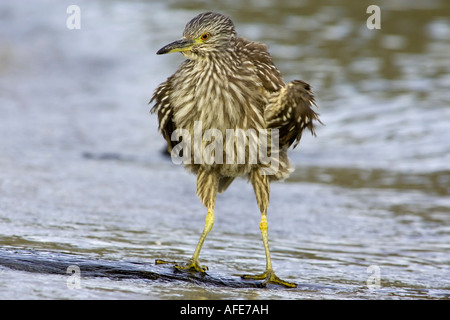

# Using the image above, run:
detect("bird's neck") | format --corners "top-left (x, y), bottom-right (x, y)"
top-left (189, 47), bottom-right (238, 70)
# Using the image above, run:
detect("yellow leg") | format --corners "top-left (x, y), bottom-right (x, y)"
top-left (157, 169), bottom-right (218, 273)
top-left (155, 209), bottom-right (214, 272)
top-left (241, 215), bottom-right (297, 288)
top-left (173, 208), bottom-right (214, 272)
top-left (260, 215), bottom-right (273, 271)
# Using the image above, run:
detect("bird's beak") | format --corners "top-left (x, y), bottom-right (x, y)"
top-left (156, 38), bottom-right (197, 55)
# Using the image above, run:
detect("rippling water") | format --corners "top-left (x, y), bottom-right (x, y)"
top-left (0, 0), bottom-right (449, 299)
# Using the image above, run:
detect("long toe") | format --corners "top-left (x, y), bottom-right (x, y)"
top-left (265, 273), bottom-right (297, 288)
top-left (175, 259), bottom-right (208, 273)
top-left (155, 259), bottom-right (177, 265)
top-left (241, 273), bottom-right (267, 281)
top-left (242, 270), bottom-right (297, 288)
top-left (155, 259), bottom-right (208, 272)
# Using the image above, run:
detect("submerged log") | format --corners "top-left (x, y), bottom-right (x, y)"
top-left (0, 249), bottom-right (263, 288)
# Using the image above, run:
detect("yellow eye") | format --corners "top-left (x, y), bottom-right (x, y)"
top-left (200, 33), bottom-right (210, 41)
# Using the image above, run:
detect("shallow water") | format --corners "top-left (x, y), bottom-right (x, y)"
top-left (0, 0), bottom-right (449, 299)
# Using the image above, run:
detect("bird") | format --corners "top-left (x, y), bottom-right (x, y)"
top-left (150, 11), bottom-right (321, 288)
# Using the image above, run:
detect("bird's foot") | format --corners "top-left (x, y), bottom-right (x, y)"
top-left (241, 269), bottom-right (297, 288)
top-left (175, 258), bottom-right (208, 272)
top-left (155, 258), bottom-right (208, 273)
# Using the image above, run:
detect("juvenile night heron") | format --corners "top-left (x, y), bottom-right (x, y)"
top-left (150, 12), bottom-right (321, 287)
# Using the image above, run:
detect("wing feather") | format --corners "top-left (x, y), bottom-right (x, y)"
top-left (236, 38), bottom-right (284, 92)
top-left (150, 80), bottom-right (176, 152)
top-left (265, 80), bottom-right (321, 149)
top-left (235, 38), bottom-right (321, 149)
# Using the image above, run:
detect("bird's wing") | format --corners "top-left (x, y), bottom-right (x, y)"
top-left (150, 80), bottom-right (177, 152)
top-left (237, 38), bottom-right (285, 92)
top-left (237, 38), bottom-right (321, 149)
top-left (265, 80), bottom-right (321, 149)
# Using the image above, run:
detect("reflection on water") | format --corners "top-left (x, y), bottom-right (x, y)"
top-left (0, 0), bottom-right (449, 299)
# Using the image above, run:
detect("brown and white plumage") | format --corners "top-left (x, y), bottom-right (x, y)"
top-left (150, 12), bottom-right (321, 287)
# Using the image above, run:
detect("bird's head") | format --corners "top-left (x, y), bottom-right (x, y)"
top-left (156, 12), bottom-right (236, 60)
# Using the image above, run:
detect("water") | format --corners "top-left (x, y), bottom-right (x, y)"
top-left (0, 0), bottom-right (449, 299)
